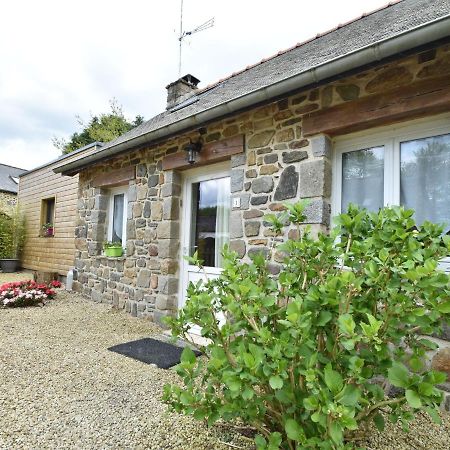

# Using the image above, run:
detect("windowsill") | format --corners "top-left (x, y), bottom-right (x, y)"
top-left (94, 255), bottom-right (127, 261)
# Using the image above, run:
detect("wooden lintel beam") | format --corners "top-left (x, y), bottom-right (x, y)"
top-left (162, 134), bottom-right (245, 171)
top-left (92, 166), bottom-right (135, 187)
top-left (303, 76), bottom-right (450, 137)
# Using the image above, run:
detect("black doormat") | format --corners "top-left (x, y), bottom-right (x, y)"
top-left (107, 337), bottom-right (201, 369)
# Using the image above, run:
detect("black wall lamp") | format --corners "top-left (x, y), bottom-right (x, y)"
top-left (184, 139), bottom-right (202, 164)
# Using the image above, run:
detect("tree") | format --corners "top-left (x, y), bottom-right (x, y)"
top-left (53, 99), bottom-right (144, 154)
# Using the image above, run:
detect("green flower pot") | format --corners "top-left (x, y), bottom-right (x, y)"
top-left (105, 247), bottom-right (123, 257)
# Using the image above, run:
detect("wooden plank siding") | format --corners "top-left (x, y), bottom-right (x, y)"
top-left (18, 164), bottom-right (79, 276)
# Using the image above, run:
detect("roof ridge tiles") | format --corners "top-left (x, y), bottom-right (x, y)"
top-left (196, 0), bottom-right (403, 95)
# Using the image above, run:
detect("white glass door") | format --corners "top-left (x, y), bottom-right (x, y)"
top-left (180, 163), bottom-right (231, 311)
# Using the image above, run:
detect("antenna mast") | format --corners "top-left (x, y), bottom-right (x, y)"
top-left (178, 0), bottom-right (184, 77)
top-left (178, 0), bottom-right (214, 76)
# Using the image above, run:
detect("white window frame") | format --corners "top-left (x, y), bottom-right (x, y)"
top-left (179, 161), bottom-right (231, 311)
top-left (107, 186), bottom-right (128, 246)
top-left (180, 161), bottom-right (231, 269)
top-left (332, 113), bottom-right (450, 220)
top-left (332, 113), bottom-right (450, 268)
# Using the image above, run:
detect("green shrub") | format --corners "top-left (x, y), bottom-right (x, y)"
top-left (163, 203), bottom-right (450, 450)
top-left (0, 206), bottom-right (26, 259)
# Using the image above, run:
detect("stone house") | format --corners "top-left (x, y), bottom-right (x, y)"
top-left (0, 163), bottom-right (26, 212)
top-left (55, 0), bottom-right (450, 327)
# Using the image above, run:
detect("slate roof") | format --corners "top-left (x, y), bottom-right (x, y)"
top-left (0, 164), bottom-right (27, 194)
top-left (60, 0), bottom-right (450, 169)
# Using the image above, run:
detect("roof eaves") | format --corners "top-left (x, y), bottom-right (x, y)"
top-left (0, 163), bottom-right (27, 172)
top-left (0, 188), bottom-right (18, 195)
top-left (54, 3), bottom-right (450, 175)
top-left (20, 141), bottom-right (103, 177)
top-left (100, 19), bottom-right (450, 144)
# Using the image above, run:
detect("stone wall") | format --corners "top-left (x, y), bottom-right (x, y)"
top-left (72, 45), bottom-right (450, 326)
top-left (74, 154), bottom-right (183, 324)
top-left (0, 191), bottom-right (17, 212)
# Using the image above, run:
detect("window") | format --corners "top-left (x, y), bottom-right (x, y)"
top-left (107, 187), bottom-right (127, 245)
top-left (400, 135), bottom-right (449, 227)
top-left (41, 197), bottom-right (55, 237)
top-left (333, 115), bottom-right (450, 234)
top-left (190, 177), bottom-right (230, 267)
top-left (341, 146), bottom-right (384, 212)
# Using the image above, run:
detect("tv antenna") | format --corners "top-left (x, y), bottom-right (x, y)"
top-left (178, 0), bottom-right (214, 76)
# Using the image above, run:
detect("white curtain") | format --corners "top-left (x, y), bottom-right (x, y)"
top-left (400, 134), bottom-right (450, 230)
top-left (214, 177), bottom-right (230, 267)
top-left (342, 147), bottom-right (384, 212)
top-left (112, 194), bottom-right (124, 243)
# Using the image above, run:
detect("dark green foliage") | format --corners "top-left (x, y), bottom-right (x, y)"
top-left (0, 207), bottom-right (26, 259)
top-left (53, 99), bottom-right (144, 154)
top-left (163, 203), bottom-right (450, 449)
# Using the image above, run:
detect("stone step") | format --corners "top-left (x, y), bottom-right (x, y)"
top-left (440, 391), bottom-right (450, 412)
top-left (437, 382), bottom-right (450, 393)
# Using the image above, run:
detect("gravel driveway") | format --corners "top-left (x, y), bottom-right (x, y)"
top-left (0, 292), bottom-right (251, 450)
top-left (1, 290), bottom-right (449, 450)
top-left (0, 271), bottom-right (34, 284)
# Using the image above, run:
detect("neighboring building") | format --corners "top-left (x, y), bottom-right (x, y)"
top-left (18, 143), bottom-right (102, 277)
top-left (54, 0), bottom-right (450, 324)
top-left (0, 163), bottom-right (27, 212)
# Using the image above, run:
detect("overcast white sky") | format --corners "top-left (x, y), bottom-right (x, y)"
top-left (1, 0), bottom-right (389, 170)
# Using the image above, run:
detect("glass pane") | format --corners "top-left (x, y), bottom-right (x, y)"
top-left (190, 177), bottom-right (230, 267)
top-left (112, 194), bottom-right (124, 243)
top-left (45, 198), bottom-right (55, 224)
top-left (342, 146), bottom-right (384, 212)
top-left (401, 133), bottom-right (450, 230)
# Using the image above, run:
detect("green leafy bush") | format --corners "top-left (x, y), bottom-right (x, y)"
top-left (164, 203), bottom-right (449, 450)
top-left (0, 207), bottom-right (26, 259)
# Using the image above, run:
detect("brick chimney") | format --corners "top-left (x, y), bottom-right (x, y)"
top-left (166, 74), bottom-right (200, 110)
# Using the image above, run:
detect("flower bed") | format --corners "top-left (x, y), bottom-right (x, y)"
top-left (0, 280), bottom-right (62, 307)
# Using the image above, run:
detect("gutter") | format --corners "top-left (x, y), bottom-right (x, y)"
top-left (54, 13), bottom-right (450, 175)
top-left (0, 188), bottom-right (18, 195)
top-left (23, 142), bottom-right (103, 177)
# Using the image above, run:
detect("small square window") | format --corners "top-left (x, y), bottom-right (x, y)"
top-left (41, 197), bottom-right (55, 237)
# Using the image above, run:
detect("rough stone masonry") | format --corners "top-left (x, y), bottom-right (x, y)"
top-left (71, 47), bottom-right (450, 388)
